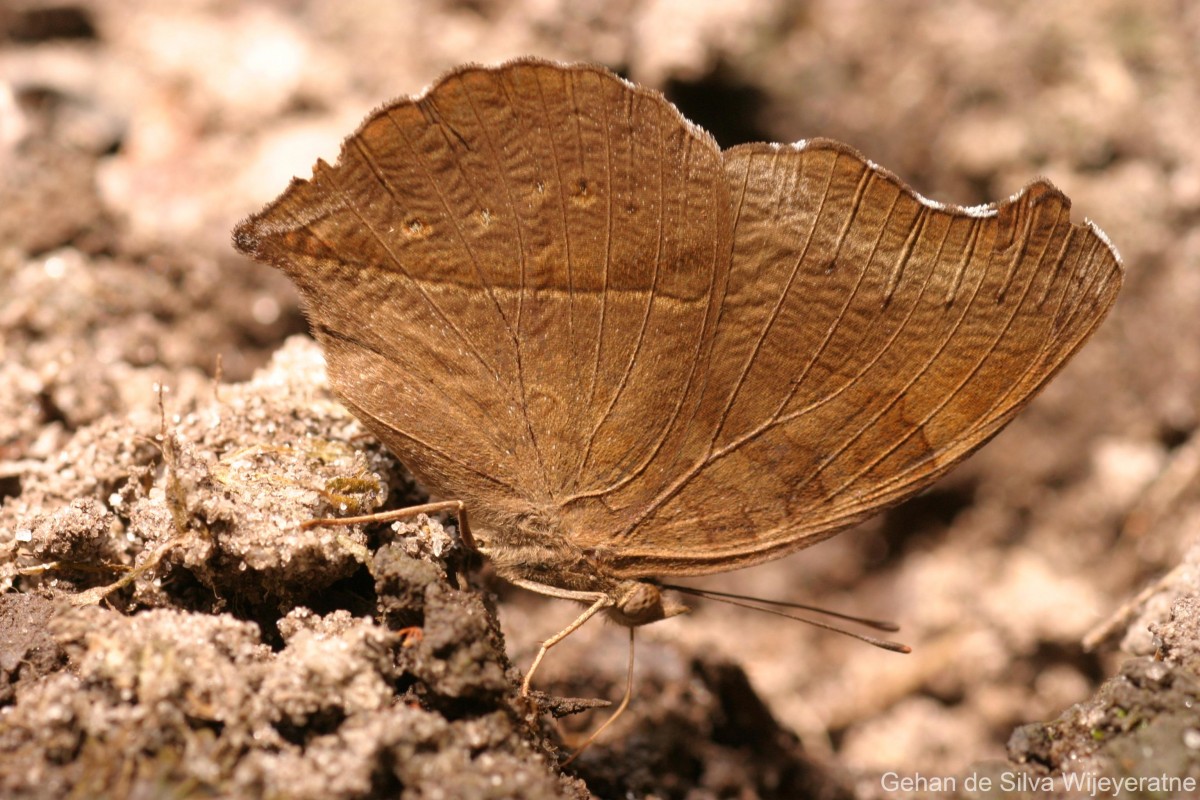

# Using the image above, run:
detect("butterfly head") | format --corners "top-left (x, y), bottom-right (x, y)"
top-left (607, 580), bottom-right (690, 628)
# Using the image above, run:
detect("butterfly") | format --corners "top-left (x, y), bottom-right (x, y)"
top-left (234, 57), bottom-right (1122, 749)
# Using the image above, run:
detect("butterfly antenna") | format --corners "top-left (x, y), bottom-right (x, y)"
top-left (660, 584), bottom-right (900, 631)
top-left (660, 584), bottom-right (911, 653)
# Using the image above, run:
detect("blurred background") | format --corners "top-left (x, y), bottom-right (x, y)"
top-left (2, 0), bottom-right (1198, 792)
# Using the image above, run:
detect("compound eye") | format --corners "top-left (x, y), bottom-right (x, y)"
top-left (618, 583), bottom-right (663, 624)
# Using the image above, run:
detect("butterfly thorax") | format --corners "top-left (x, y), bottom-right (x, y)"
top-left (478, 522), bottom-right (688, 628)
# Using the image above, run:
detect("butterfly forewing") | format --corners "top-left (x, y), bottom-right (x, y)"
top-left (235, 61), bottom-right (732, 528)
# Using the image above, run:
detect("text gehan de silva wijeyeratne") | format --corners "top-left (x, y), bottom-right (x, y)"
top-left (879, 770), bottom-right (1196, 796)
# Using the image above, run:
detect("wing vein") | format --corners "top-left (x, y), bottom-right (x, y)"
top-left (763, 161), bottom-right (907, 427)
top-left (779, 208), bottom-right (951, 499)
top-left (388, 106), bottom-right (518, 345)
top-left (315, 323), bottom-right (522, 494)
top-left (708, 151), bottom-right (840, 451)
top-left (885, 205), bottom-right (929, 304)
top-left (620, 157), bottom-right (880, 538)
top-left (458, 72), bottom-right (551, 493)
top-left (564, 118), bottom-right (719, 502)
top-left (831, 201), bottom-right (1071, 509)
top-left (323, 139), bottom-right (496, 381)
top-left (575, 98), bottom-right (670, 492)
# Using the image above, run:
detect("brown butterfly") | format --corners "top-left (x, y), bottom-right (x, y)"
top-left (234, 58), bottom-right (1122, 746)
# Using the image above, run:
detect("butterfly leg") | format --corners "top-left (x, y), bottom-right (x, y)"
top-left (509, 580), bottom-right (615, 696)
top-left (302, 501), bottom-right (475, 586)
top-left (302, 499), bottom-right (474, 545)
top-left (561, 626), bottom-right (636, 765)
